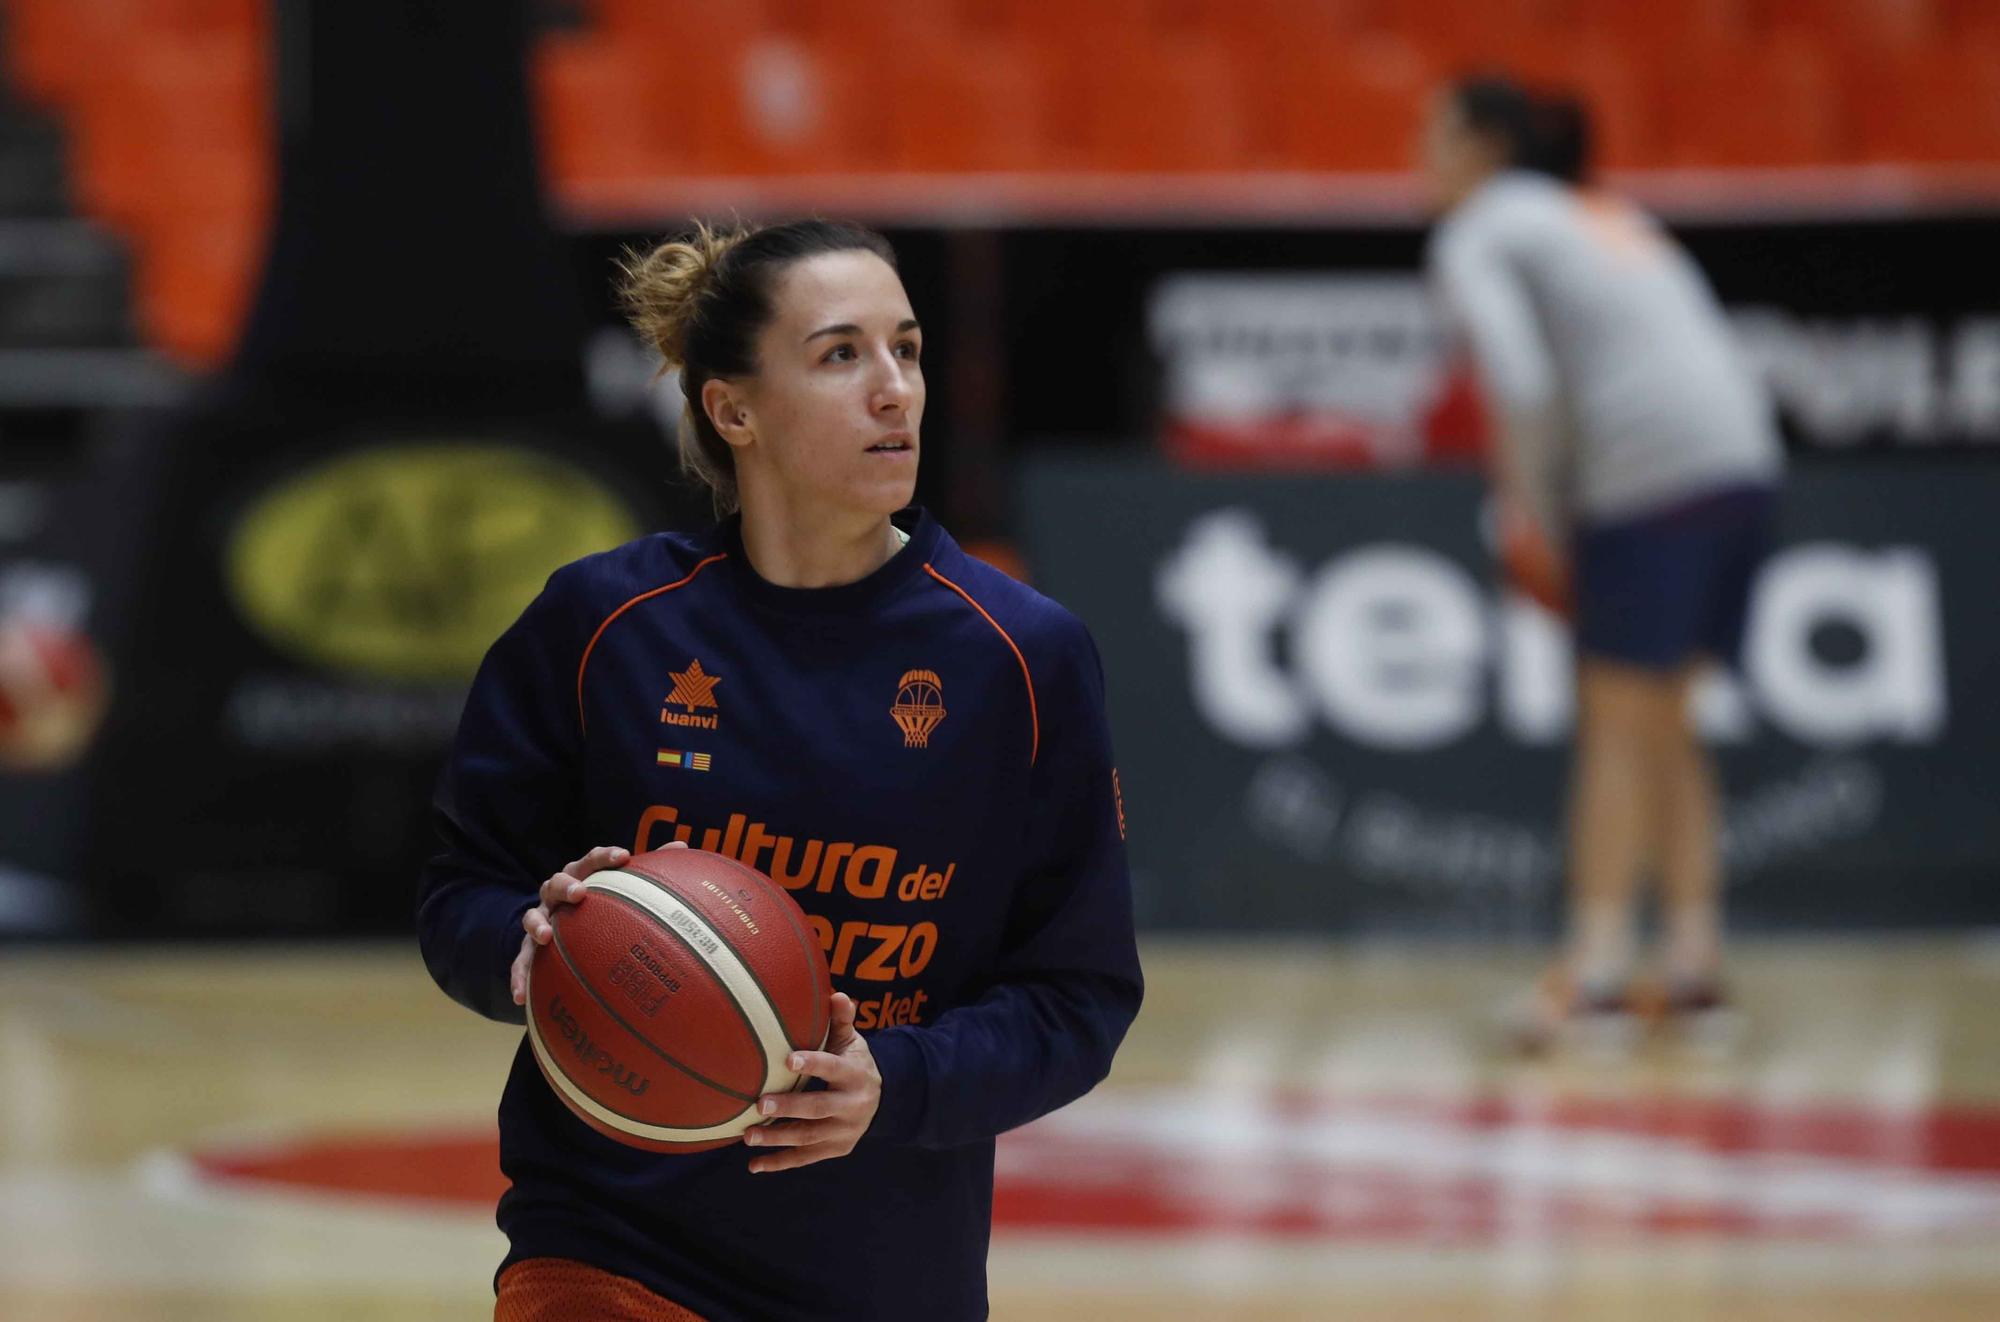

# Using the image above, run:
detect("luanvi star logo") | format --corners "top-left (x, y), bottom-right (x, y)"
top-left (661, 659), bottom-right (721, 730)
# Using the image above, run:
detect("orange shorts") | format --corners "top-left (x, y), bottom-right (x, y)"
top-left (495, 1257), bottom-right (709, 1322)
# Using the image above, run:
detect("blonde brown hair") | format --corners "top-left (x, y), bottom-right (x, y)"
top-left (616, 218), bottom-right (899, 515)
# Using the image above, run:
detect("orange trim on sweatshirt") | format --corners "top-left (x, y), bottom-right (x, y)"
top-left (923, 562), bottom-right (1038, 766)
top-left (576, 553), bottom-right (728, 734)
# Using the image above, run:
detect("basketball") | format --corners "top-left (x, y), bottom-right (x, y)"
top-left (1498, 504), bottom-right (1571, 618)
top-left (524, 846), bottom-right (832, 1152)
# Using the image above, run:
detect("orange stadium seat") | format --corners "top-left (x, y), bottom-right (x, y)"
top-left (768, 0), bottom-right (963, 49)
top-left (1846, 45), bottom-right (2000, 162)
top-left (140, 0), bottom-right (261, 36)
top-left (1374, 0), bottom-right (1567, 69)
top-left (869, 38), bottom-right (1051, 172)
top-left (1655, 35), bottom-right (1845, 166)
top-left (1049, 39), bottom-right (1249, 172)
top-left (1759, 0), bottom-right (1942, 51)
top-left (535, 33), bottom-right (683, 183)
top-left (66, 32), bottom-right (265, 225)
top-left (1571, 0), bottom-right (1756, 50)
top-left (1157, 0), bottom-right (1371, 45)
top-left (596, 0), bottom-right (775, 47)
top-left (132, 213), bottom-right (265, 364)
top-left (2, 0), bottom-right (161, 110)
top-left (1466, 35), bottom-right (1655, 171)
top-left (10, 0), bottom-right (1995, 374)
top-left (0, 0), bottom-right (273, 369)
top-left (645, 36), bottom-right (880, 175)
top-left (1936, 0), bottom-right (2000, 45)
top-left (968, 0), bottom-right (1162, 50)
top-left (1236, 34), bottom-right (1433, 172)
top-left (1, 0), bottom-right (82, 105)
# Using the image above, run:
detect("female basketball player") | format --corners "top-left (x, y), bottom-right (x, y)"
top-left (416, 219), bottom-right (1143, 1320)
top-left (1421, 77), bottom-right (1783, 1050)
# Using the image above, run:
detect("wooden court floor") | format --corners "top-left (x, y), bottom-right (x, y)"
top-left (4, 935), bottom-right (1999, 1321)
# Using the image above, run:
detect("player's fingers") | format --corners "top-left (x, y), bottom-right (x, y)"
top-left (748, 1140), bottom-right (850, 1174)
top-left (510, 939), bottom-right (533, 1004)
top-left (819, 992), bottom-right (859, 1052)
top-left (562, 844), bottom-right (630, 882)
top-left (788, 1049), bottom-right (868, 1091)
top-left (743, 1118), bottom-right (841, 1149)
top-left (521, 904), bottom-right (555, 944)
top-left (539, 873), bottom-right (582, 908)
top-left (757, 1089), bottom-right (839, 1122)
top-left (659, 841), bottom-right (689, 851)
top-left (542, 864), bottom-right (599, 909)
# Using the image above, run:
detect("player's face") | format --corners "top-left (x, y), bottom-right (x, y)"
top-left (1419, 92), bottom-right (1491, 212)
top-left (738, 250), bottom-right (924, 518)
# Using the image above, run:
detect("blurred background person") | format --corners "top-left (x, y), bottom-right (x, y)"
top-left (1421, 74), bottom-right (1784, 1051)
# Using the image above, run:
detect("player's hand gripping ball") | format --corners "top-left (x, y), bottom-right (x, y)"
top-left (742, 989), bottom-right (882, 1174)
top-left (518, 843), bottom-right (862, 1159)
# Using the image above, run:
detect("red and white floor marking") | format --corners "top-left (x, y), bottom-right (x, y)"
top-left (185, 1087), bottom-right (2000, 1244)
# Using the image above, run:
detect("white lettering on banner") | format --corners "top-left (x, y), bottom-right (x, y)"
top-left (1294, 547), bottom-right (1484, 750)
top-left (1690, 668), bottom-right (1757, 742)
top-left (1159, 513), bottom-right (1948, 751)
top-left (1951, 322), bottom-right (2000, 435)
top-left (1155, 512), bottom-right (1310, 746)
top-left (1721, 757), bottom-right (1885, 871)
top-left (1147, 274), bottom-right (1444, 465)
top-left (1732, 310), bottom-right (2000, 446)
top-left (1343, 791), bottom-right (1554, 899)
top-left (1244, 756), bottom-right (1343, 858)
top-left (1244, 752), bottom-right (1887, 890)
top-left (1146, 281), bottom-right (2000, 456)
top-left (1747, 545), bottom-right (1945, 745)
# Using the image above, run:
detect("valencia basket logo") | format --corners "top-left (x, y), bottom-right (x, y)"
top-left (891, 669), bottom-right (946, 748)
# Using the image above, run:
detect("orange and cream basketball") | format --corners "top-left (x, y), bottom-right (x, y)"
top-left (525, 846), bottom-right (831, 1152)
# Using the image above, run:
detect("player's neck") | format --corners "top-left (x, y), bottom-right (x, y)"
top-left (736, 497), bottom-right (901, 591)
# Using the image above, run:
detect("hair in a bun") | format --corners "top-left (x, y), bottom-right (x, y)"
top-left (615, 218), bottom-right (899, 515)
top-left (616, 220), bottom-right (746, 371)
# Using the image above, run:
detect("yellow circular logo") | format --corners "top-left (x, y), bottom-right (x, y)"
top-left (227, 444), bottom-right (642, 681)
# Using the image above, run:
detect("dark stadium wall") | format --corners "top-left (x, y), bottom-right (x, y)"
top-left (68, 0), bottom-right (699, 939)
top-left (232, 0), bottom-right (587, 414)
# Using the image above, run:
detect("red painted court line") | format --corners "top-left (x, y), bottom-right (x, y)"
top-left (189, 1092), bottom-right (2000, 1243)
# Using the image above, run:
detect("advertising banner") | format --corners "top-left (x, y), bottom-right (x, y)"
top-left (67, 413), bottom-right (685, 938)
top-left (1019, 457), bottom-right (2000, 935)
top-left (0, 428), bottom-right (158, 935)
top-left (990, 217), bottom-right (2000, 460)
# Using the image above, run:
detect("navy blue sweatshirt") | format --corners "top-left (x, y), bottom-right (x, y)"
top-left (416, 508), bottom-right (1143, 1321)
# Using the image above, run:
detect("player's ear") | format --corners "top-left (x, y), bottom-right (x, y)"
top-left (702, 378), bottom-right (754, 450)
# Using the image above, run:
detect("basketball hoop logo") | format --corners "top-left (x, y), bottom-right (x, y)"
top-left (891, 669), bottom-right (947, 748)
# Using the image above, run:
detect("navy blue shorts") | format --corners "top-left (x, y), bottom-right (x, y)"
top-left (1573, 485), bottom-right (1777, 671)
